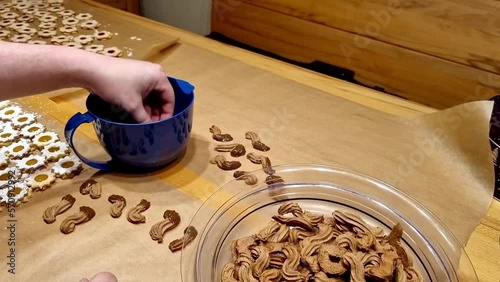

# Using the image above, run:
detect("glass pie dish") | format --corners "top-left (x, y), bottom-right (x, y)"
top-left (181, 164), bottom-right (478, 281)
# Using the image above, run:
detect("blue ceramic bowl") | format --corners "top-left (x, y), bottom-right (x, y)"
top-left (64, 77), bottom-right (195, 171)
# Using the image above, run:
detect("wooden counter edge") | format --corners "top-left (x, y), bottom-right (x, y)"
top-left (73, 0), bottom-right (436, 117)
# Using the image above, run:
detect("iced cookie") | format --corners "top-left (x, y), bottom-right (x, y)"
top-left (0, 126), bottom-right (20, 146)
top-left (50, 35), bottom-right (72, 45)
top-left (34, 3), bottom-right (49, 10)
top-left (57, 9), bottom-right (74, 17)
top-left (84, 44), bottom-right (103, 53)
top-left (20, 122), bottom-right (45, 139)
top-left (61, 17), bottom-right (78, 25)
top-left (1, 12), bottom-right (19, 19)
top-left (52, 155), bottom-right (83, 179)
top-left (21, 7), bottom-right (38, 15)
top-left (0, 100), bottom-right (10, 110)
top-left (16, 14), bottom-right (34, 22)
top-left (63, 42), bottom-right (82, 49)
top-left (11, 113), bottom-right (36, 128)
top-left (47, 6), bottom-right (63, 12)
top-left (0, 29), bottom-right (10, 39)
top-left (0, 151), bottom-right (9, 169)
top-left (9, 34), bottom-right (31, 43)
top-left (9, 22), bottom-right (29, 30)
top-left (12, 0), bottom-right (29, 5)
top-left (0, 2), bottom-right (12, 9)
top-left (37, 29), bottom-right (56, 38)
top-left (32, 131), bottom-right (59, 148)
top-left (1, 182), bottom-right (31, 207)
top-left (38, 22), bottom-right (56, 30)
top-left (28, 40), bottom-right (47, 45)
top-left (59, 25), bottom-right (77, 34)
top-left (41, 141), bottom-right (70, 161)
top-left (39, 14), bottom-right (57, 22)
top-left (80, 19), bottom-right (99, 30)
top-left (75, 12), bottom-right (92, 21)
top-left (73, 34), bottom-right (93, 45)
top-left (94, 30), bottom-right (112, 40)
top-left (0, 167), bottom-right (18, 189)
top-left (17, 27), bottom-right (37, 35)
top-left (16, 154), bottom-right (47, 173)
top-left (0, 19), bottom-right (16, 27)
top-left (48, 0), bottom-right (64, 6)
top-left (5, 139), bottom-right (32, 159)
top-left (0, 105), bottom-right (22, 121)
top-left (25, 169), bottom-right (56, 191)
top-left (101, 47), bottom-right (123, 57)
top-left (34, 10), bottom-right (50, 18)
top-left (14, 2), bottom-right (31, 11)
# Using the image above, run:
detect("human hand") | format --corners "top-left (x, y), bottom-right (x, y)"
top-left (80, 271), bottom-right (118, 282)
top-left (86, 57), bottom-right (175, 123)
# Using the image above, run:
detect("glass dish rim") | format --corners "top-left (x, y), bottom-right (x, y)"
top-left (180, 163), bottom-right (478, 281)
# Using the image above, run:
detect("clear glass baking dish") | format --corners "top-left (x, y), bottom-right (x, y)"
top-left (181, 164), bottom-right (478, 281)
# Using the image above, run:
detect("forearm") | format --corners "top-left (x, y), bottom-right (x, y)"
top-left (0, 42), bottom-right (100, 99)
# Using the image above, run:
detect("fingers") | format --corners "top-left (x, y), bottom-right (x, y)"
top-left (131, 106), bottom-right (152, 123)
top-left (89, 272), bottom-right (118, 282)
top-left (153, 74), bottom-right (175, 119)
top-left (161, 82), bottom-right (175, 118)
top-left (80, 279), bottom-right (90, 282)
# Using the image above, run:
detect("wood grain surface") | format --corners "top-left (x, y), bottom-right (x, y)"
top-left (212, 1), bottom-right (500, 109)
top-left (237, 0), bottom-right (500, 74)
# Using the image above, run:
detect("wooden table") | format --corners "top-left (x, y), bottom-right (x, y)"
top-left (41, 1), bottom-right (500, 281)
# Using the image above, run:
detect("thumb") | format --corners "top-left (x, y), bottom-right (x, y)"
top-left (131, 105), bottom-right (152, 123)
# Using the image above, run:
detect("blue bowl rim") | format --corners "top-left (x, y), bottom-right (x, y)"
top-left (84, 79), bottom-right (195, 127)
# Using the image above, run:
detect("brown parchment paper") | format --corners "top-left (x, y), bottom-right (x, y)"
top-left (0, 43), bottom-right (494, 281)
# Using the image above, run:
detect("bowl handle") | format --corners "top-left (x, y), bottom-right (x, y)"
top-left (64, 112), bottom-right (113, 171)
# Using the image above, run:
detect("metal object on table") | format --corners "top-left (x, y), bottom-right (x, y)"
top-left (489, 96), bottom-right (500, 200)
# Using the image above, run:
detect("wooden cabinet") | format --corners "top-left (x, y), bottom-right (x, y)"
top-left (95, 0), bottom-right (140, 15)
top-left (212, 0), bottom-right (500, 109)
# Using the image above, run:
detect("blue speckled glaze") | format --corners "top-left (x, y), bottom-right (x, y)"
top-left (64, 77), bottom-right (194, 171)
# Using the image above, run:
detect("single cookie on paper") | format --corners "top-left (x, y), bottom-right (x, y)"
top-left (9, 34), bottom-right (31, 43)
top-left (20, 122), bottom-right (45, 139)
top-left (73, 34), bottom-right (93, 45)
top-left (0, 126), bottom-right (20, 146)
top-left (80, 19), bottom-right (99, 30)
top-left (11, 113), bottom-right (36, 129)
top-left (41, 141), bottom-right (70, 162)
top-left (15, 154), bottom-right (47, 174)
top-left (32, 131), bottom-right (59, 149)
top-left (52, 155), bottom-right (83, 179)
top-left (28, 40), bottom-right (47, 45)
top-left (0, 105), bottom-right (22, 121)
top-left (101, 47), bottom-right (123, 57)
top-left (84, 44), bottom-right (104, 53)
top-left (4, 139), bottom-right (32, 159)
top-left (25, 169), bottom-right (56, 191)
top-left (94, 30), bottom-right (112, 40)
top-left (1, 182), bottom-right (31, 208)
top-left (63, 42), bottom-right (83, 49)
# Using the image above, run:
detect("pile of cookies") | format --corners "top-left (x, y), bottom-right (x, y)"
top-left (0, 100), bottom-right (83, 210)
top-left (0, 0), bottom-right (123, 57)
top-left (222, 202), bottom-right (424, 282)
